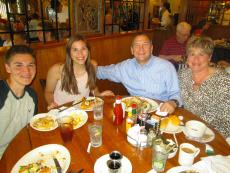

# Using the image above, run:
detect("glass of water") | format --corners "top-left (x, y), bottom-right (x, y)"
top-left (152, 146), bottom-right (168, 172)
top-left (88, 122), bottom-right (102, 147)
top-left (93, 100), bottom-right (104, 120)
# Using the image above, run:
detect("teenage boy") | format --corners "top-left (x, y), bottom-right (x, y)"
top-left (0, 45), bottom-right (37, 159)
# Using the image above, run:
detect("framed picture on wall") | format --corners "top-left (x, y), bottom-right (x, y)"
top-left (74, 0), bottom-right (103, 34)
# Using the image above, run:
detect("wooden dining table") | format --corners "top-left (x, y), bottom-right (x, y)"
top-left (0, 96), bottom-right (230, 173)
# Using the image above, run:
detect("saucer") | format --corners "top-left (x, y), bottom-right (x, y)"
top-left (183, 126), bottom-right (215, 143)
top-left (94, 154), bottom-right (132, 173)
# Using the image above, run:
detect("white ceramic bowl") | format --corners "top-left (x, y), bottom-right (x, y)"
top-left (166, 139), bottom-right (178, 159)
top-left (185, 120), bottom-right (207, 138)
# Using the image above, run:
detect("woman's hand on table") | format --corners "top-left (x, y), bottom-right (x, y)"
top-left (99, 90), bottom-right (115, 97)
top-left (160, 101), bottom-right (177, 114)
top-left (47, 102), bottom-right (59, 110)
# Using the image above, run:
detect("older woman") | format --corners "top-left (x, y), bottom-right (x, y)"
top-left (179, 36), bottom-right (230, 138)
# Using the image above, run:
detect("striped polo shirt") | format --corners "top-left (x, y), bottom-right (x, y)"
top-left (159, 36), bottom-right (186, 56)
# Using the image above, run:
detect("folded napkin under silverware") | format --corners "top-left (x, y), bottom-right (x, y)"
top-left (53, 157), bottom-right (62, 173)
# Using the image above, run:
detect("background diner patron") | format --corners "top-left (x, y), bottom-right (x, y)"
top-left (159, 22), bottom-right (191, 63)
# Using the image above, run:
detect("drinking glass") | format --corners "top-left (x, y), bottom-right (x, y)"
top-left (88, 122), bottom-right (102, 147)
top-left (93, 100), bottom-right (104, 120)
top-left (57, 116), bottom-right (74, 143)
top-left (107, 159), bottom-right (121, 173)
top-left (152, 149), bottom-right (168, 172)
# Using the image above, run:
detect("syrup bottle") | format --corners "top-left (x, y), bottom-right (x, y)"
top-left (113, 95), bottom-right (123, 125)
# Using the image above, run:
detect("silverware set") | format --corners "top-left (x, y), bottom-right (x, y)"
top-left (58, 97), bottom-right (86, 113)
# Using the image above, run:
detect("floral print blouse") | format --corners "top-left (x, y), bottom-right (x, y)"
top-left (179, 68), bottom-right (230, 138)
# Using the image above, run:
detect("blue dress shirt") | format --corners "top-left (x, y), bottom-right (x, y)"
top-left (97, 55), bottom-right (181, 104)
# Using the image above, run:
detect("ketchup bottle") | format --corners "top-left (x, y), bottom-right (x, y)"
top-left (113, 95), bottom-right (123, 125)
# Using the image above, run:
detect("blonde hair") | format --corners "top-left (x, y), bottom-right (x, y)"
top-left (186, 36), bottom-right (214, 56)
top-left (176, 22), bottom-right (191, 33)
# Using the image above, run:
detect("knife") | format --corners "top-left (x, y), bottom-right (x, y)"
top-left (53, 157), bottom-right (62, 173)
top-left (58, 97), bottom-right (86, 113)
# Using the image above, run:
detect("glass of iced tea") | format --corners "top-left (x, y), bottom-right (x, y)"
top-left (57, 116), bottom-right (74, 143)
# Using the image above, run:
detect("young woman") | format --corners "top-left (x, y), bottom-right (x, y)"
top-left (45, 34), bottom-right (114, 109)
top-left (179, 36), bottom-right (230, 138)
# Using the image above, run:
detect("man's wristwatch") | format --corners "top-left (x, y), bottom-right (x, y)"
top-left (169, 99), bottom-right (179, 107)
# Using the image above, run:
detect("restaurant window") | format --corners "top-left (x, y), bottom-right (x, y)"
top-left (208, 0), bottom-right (230, 26)
top-left (0, 0), bottom-right (71, 46)
top-left (104, 0), bottom-right (146, 34)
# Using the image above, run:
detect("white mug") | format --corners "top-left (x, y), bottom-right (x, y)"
top-left (178, 143), bottom-right (200, 166)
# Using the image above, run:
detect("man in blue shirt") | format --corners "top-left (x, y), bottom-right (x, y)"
top-left (97, 33), bottom-right (181, 113)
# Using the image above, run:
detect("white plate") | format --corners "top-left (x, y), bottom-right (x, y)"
top-left (161, 126), bottom-right (183, 134)
top-left (74, 97), bottom-right (104, 111)
top-left (167, 160), bottom-right (208, 173)
top-left (183, 126), bottom-right (215, 143)
top-left (166, 165), bottom-right (200, 173)
top-left (122, 96), bottom-right (159, 113)
top-left (94, 154), bottom-right (132, 173)
top-left (58, 109), bottom-right (88, 129)
top-left (11, 144), bottom-right (71, 173)
top-left (30, 113), bottom-right (58, 131)
top-left (48, 109), bottom-right (60, 117)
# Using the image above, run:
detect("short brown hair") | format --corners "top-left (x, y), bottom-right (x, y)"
top-left (4, 45), bottom-right (36, 64)
top-left (131, 32), bottom-right (152, 46)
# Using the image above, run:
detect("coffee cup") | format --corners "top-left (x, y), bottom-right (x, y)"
top-left (185, 120), bottom-right (207, 138)
top-left (178, 143), bottom-right (200, 166)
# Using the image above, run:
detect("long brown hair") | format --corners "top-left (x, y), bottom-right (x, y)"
top-left (61, 34), bottom-right (96, 94)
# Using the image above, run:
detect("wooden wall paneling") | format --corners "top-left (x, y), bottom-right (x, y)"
top-left (189, 0), bottom-right (211, 25)
top-left (0, 47), bottom-right (10, 79)
top-left (88, 34), bottom-right (135, 95)
top-left (205, 25), bottom-right (230, 39)
top-left (32, 43), bottom-right (67, 112)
